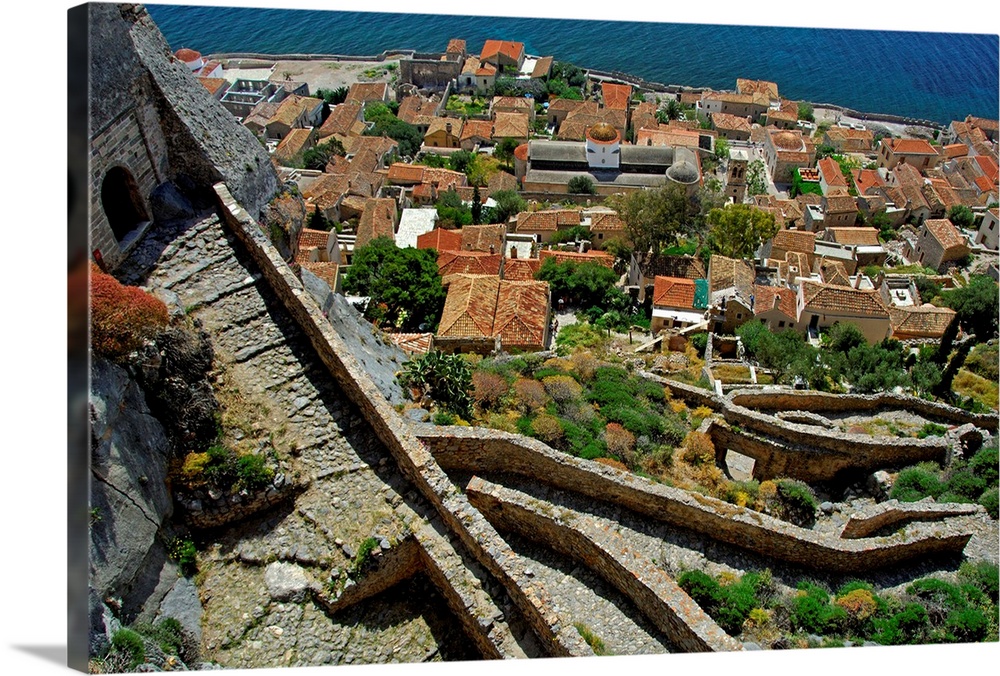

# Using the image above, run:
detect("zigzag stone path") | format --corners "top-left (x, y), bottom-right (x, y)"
top-left (126, 215), bottom-right (533, 668)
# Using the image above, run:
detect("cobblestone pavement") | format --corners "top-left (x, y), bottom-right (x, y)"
top-left (125, 215), bottom-right (498, 668)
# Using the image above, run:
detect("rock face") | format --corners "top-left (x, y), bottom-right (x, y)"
top-left (300, 266), bottom-right (410, 407)
top-left (158, 577), bottom-right (203, 650)
top-left (149, 181), bottom-right (196, 223)
top-left (89, 358), bottom-right (173, 612)
top-left (260, 188), bottom-right (306, 261)
top-left (134, 325), bottom-right (219, 452)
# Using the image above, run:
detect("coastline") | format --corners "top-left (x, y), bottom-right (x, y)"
top-left (210, 50), bottom-right (946, 132)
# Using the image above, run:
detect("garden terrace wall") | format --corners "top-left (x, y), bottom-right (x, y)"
top-left (415, 425), bottom-right (975, 573)
top-left (316, 535), bottom-right (424, 615)
top-left (728, 390), bottom-right (998, 432)
top-left (214, 183), bottom-right (591, 659)
top-left (175, 478), bottom-right (304, 530)
top-left (465, 477), bottom-right (742, 653)
top-left (641, 372), bottom-right (723, 411)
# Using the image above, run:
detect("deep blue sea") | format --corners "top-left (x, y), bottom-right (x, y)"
top-left (147, 4), bottom-right (998, 125)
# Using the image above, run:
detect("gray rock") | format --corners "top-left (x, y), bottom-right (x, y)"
top-left (158, 577), bottom-right (203, 646)
top-left (742, 641), bottom-right (762, 650)
top-left (867, 470), bottom-right (892, 499)
top-left (404, 408), bottom-right (430, 423)
top-left (264, 562), bottom-right (315, 603)
top-left (150, 181), bottom-right (196, 223)
top-left (820, 501), bottom-right (835, 514)
top-left (342, 543), bottom-right (356, 559)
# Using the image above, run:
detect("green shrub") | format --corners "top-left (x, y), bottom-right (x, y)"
top-left (978, 487), bottom-right (999, 518)
top-left (946, 606), bottom-right (989, 641)
top-left (573, 623), bottom-right (608, 655)
top-left (678, 570), bottom-right (723, 611)
top-left (969, 445), bottom-right (999, 486)
top-left (111, 628), bottom-right (146, 670)
top-left (236, 453), bottom-right (274, 490)
top-left (775, 479), bottom-right (818, 523)
top-left (791, 583), bottom-right (845, 634)
top-left (917, 422), bottom-right (948, 438)
top-left (690, 333), bottom-right (708, 357)
top-left (716, 573), bottom-right (764, 635)
top-left (167, 538), bottom-right (197, 576)
top-left (945, 468), bottom-right (987, 501)
top-left (907, 578), bottom-right (966, 610)
top-left (353, 536), bottom-right (380, 574)
top-left (891, 467), bottom-right (944, 501)
top-left (958, 561), bottom-right (999, 604)
top-left (433, 411), bottom-right (457, 426)
top-left (133, 617), bottom-right (184, 656)
top-left (516, 415), bottom-right (533, 436)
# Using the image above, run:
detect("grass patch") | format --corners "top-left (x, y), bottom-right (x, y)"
top-left (953, 369), bottom-right (999, 410)
top-left (712, 364), bottom-right (753, 384)
top-left (573, 623), bottom-right (609, 655)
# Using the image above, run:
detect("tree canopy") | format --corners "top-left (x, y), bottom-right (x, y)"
top-left (706, 204), bottom-right (778, 259)
top-left (302, 139), bottom-right (346, 171)
top-left (945, 275), bottom-right (999, 340)
top-left (490, 189), bottom-right (526, 224)
top-left (746, 159), bottom-right (768, 196)
top-left (342, 237), bottom-right (445, 331)
top-left (948, 205), bottom-right (975, 229)
top-left (568, 176), bottom-right (596, 194)
top-left (606, 183), bottom-right (697, 263)
top-left (363, 105), bottom-right (422, 158)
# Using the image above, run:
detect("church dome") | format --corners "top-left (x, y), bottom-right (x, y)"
top-left (667, 160), bottom-right (699, 184)
top-left (772, 130), bottom-right (802, 150)
top-left (587, 122), bottom-right (619, 143)
top-left (174, 48), bottom-right (202, 63)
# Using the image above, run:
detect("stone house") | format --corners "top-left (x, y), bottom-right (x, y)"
top-left (753, 284), bottom-right (798, 332)
top-left (416, 227), bottom-right (463, 253)
top-left (822, 227), bottom-right (887, 268)
top-left (480, 40), bottom-right (526, 71)
top-left (889, 304), bottom-right (957, 340)
top-left (764, 128), bottom-right (813, 184)
top-left (707, 255), bottom-right (756, 335)
top-left (905, 218), bottom-right (971, 271)
top-left (700, 91), bottom-right (769, 120)
top-left (711, 112), bottom-right (752, 141)
top-left (459, 119), bottom-right (495, 151)
top-left (355, 198), bottom-right (398, 249)
top-left (586, 210), bottom-right (627, 250)
top-left (877, 137), bottom-right (941, 170)
top-left (266, 95), bottom-right (324, 140)
top-left (797, 281), bottom-right (892, 343)
top-left (424, 118), bottom-right (463, 149)
top-left (491, 96), bottom-right (535, 122)
top-left (492, 112), bottom-right (530, 144)
top-left (345, 82), bottom-right (389, 106)
top-left (272, 127), bottom-right (317, 166)
top-left (649, 276), bottom-right (709, 333)
top-left (817, 157), bottom-right (848, 196)
top-left (627, 254), bottom-right (707, 302)
top-left (436, 273), bottom-right (551, 352)
top-left (759, 229), bottom-right (816, 270)
top-left (823, 127), bottom-right (875, 154)
top-left (513, 209), bottom-right (581, 243)
top-left (975, 207), bottom-right (999, 250)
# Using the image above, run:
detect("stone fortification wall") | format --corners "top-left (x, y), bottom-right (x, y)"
top-left (414, 426), bottom-right (975, 573)
top-left (466, 477), bottom-right (741, 653)
top-left (729, 390), bottom-right (998, 432)
top-left (212, 50), bottom-right (411, 62)
top-left (214, 183), bottom-right (592, 658)
top-left (400, 57), bottom-right (462, 90)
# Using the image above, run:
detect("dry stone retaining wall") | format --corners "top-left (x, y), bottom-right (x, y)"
top-left (840, 501), bottom-right (984, 539)
top-left (415, 426), bottom-right (975, 573)
top-left (465, 477), bottom-right (742, 653)
top-left (214, 183), bottom-right (591, 659)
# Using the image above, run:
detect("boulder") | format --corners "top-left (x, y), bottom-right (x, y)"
top-left (264, 562), bottom-right (316, 603)
top-left (157, 577), bottom-right (203, 648)
top-left (866, 470), bottom-right (892, 500)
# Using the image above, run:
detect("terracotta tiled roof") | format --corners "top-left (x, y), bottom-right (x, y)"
top-left (298, 228), bottom-right (330, 251)
top-left (346, 82), bottom-right (388, 104)
top-left (198, 77), bottom-right (228, 95)
top-left (411, 183), bottom-right (436, 201)
top-left (481, 40), bottom-right (524, 63)
top-left (712, 112), bottom-right (752, 133)
top-left (819, 259), bottom-right (852, 287)
top-left (438, 251), bottom-right (503, 276)
top-left (387, 332), bottom-right (433, 355)
top-left (736, 78), bottom-right (779, 99)
top-left (767, 107), bottom-right (798, 123)
top-left (635, 126), bottom-right (702, 149)
top-left (273, 128), bottom-right (315, 163)
top-left (531, 56), bottom-right (553, 79)
top-left (491, 96), bottom-right (533, 113)
top-left (460, 119), bottom-right (494, 142)
top-left (825, 227), bottom-right (880, 246)
top-left (355, 198), bottom-right (398, 248)
top-left (924, 218), bottom-right (967, 250)
top-left (965, 115), bottom-right (999, 133)
top-left (973, 155), bottom-right (999, 183)
top-left (974, 175), bottom-right (995, 193)
top-left (318, 101), bottom-right (363, 139)
top-left (548, 98), bottom-right (589, 113)
top-left (824, 127), bottom-right (874, 151)
top-left (539, 248), bottom-right (615, 268)
top-left (515, 209), bottom-right (581, 232)
top-left (601, 82), bottom-right (633, 111)
top-left (388, 162), bottom-right (426, 184)
top-left (785, 251), bottom-right (810, 276)
top-left (447, 39), bottom-right (466, 54)
top-left (438, 274), bottom-right (501, 339)
top-left (492, 111), bottom-right (529, 139)
top-left (398, 95), bottom-right (439, 125)
top-left (493, 280), bottom-right (550, 348)
top-left (417, 228), bottom-right (463, 252)
top-left (423, 168), bottom-right (468, 190)
top-left (324, 154), bottom-right (352, 174)
top-left (304, 173), bottom-right (351, 210)
top-left (461, 224), bottom-right (505, 253)
top-left (889, 304), bottom-right (956, 338)
top-left (425, 116), bottom-right (463, 139)
top-left (943, 143), bottom-right (969, 159)
top-left (652, 276), bottom-right (696, 309)
top-left (884, 138), bottom-right (937, 155)
top-left (503, 258), bottom-right (541, 281)
top-left (175, 48), bottom-right (201, 62)
top-left (708, 255), bottom-right (755, 299)
top-left (488, 171), bottom-right (518, 193)
top-left (300, 261), bottom-right (339, 288)
top-left (818, 157), bottom-right (847, 188)
top-left (824, 195), bottom-right (859, 214)
top-left (801, 281), bottom-right (889, 318)
top-left (771, 229), bottom-right (816, 255)
top-left (852, 168), bottom-right (884, 195)
top-left (754, 284), bottom-right (796, 319)
top-left (269, 94), bottom-right (312, 128)
top-left (631, 101), bottom-right (659, 131)
top-left (589, 212), bottom-right (625, 232)
top-left (641, 254), bottom-right (707, 280)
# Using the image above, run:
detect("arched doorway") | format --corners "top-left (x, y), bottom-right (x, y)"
top-left (101, 166), bottom-right (148, 241)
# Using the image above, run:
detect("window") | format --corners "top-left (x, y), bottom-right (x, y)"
top-left (778, 321), bottom-right (785, 327)
top-left (990, 222), bottom-right (996, 231)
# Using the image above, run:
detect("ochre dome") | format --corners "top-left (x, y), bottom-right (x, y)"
top-left (587, 122), bottom-right (619, 143)
top-left (772, 130), bottom-right (802, 150)
top-left (667, 160), bottom-right (699, 184)
top-left (174, 48), bottom-right (202, 62)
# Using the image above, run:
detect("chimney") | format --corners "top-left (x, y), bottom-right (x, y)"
top-left (773, 294), bottom-right (781, 311)
top-left (446, 122), bottom-right (453, 134)
top-left (489, 244), bottom-right (495, 255)
top-left (510, 246), bottom-right (518, 259)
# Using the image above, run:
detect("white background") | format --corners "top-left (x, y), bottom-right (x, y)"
top-left (1, 1), bottom-right (997, 674)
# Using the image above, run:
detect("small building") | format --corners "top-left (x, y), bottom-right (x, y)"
top-left (513, 209), bottom-right (581, 242)
top-left (905, 218), bottom-right (972, 271)
top-left (438, 251), bottom-right (503, 276)
top-left (436, 274), bottom-right (551, 352)
top-left (649, 276), bottom-right (709, 333)
top-left (492, 111), bottom-right (530, 144)
top-left (700, 91), bottom-right (769, 120)
top-left (817, 157), bottom-right (848, 196)
top-left (975, 207), bottom-right (999, 250)
top-left (889, 304), bottom-right (957, 341)
top-left (395, 208), bottom-right (439, 249)
top-left (480, 40), bottom-right (526, 71)
top-left (355, 198), bottom-right (398, 249)
top-left (759, 229), bottom-right (816, 270)
top-left (628, 254), bottom-right (707, 302)
top-left (877, 138), bottom-right (941, 170)
top-left (798, 280), bottom-right (891, 343)
top-left (317, 101), bottom-right (365, 141)
top-left (707, 255), bottom-right (756, 334)
top-left (266, 94), bottom-right (324, 140)
top-left (417, 227), bottom-right (463, 253)
top-left (424, 117), bottom-right (463, 149)
top-left (461, 224), bottom-right (506, 254)
top-left (823, 127), bottom-right (874, 154)
top-left (764, 128), bottom-right (813, 184)
top-left (711, 112), bottom-right (752, 141)
top-left (272, 127), bottom-right (318, 166)
top-left (822, 228), bottom-right (887, 267)
top-left (460, 119), bottom-right (495, 151)
top-left (586, 210), bottom-right (627, 250)
top-left (601, 82), bottom-right (633, 112)
top-left (345, 82), bottom-right (389, 106)
top-left (753, 284), bottom-right (798, 332)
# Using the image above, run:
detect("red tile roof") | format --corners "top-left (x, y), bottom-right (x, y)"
top-left (346, 82), bottom-right (388, 104)
top-left (503, 257), bottom-right (541, 281)
top-left (652, 276), bottom-right (696, 309)
top-left (924, 218), bottom-right (968, 250)
top-left (601, 82), bottom-right (633, 111)
top-left (589, 212), bottom-right (625, 232)
top-left (198, 77), bottom-right (228, 95)
top-left (889, 304), bottom-right (957, 339)
top-left (480, 39), bottom-right (524, 63)
top-left (492, 111), bottom-right (529, 139)
top-left (754, 284), bottom-right (796, 319)
top-left (438, 274), bottom-right (501, 339)
top-left (387, 332), bottom-right (434, 354)
top-left (852, 168), bottom-right (884, 195)
top-left (515, 209), bottom-right (581, 232)
top-left (801, 281), bottom-right (889, 318)
top-left (446, 39), bottom-right (466, 54)
top-left (355, 198), bottom-right (397, 248)
top-left (300, 261), bottom-right (339, 288)
top-left (318, 101), bottom-right (363, 139)
top-left (771, 229), bottom-right (816, 255)
top-left (460, 119), bottom-right (494, 143)
top-left (493, 280), bottom-right (550, 348)
top-left (417, 228), bottom-right (463, 252)
top-left (825, 227), bottom-right (881, 246)
top-left (818, 157), bottom-right (847, 188)
top-left (712, 112), bottom-right (752, 133)
top-left (388, 162), bottom-right (426, 184)
top-left (885, 138), bottom-right (937, 155)
top-left (736, 78), bottom-right (779, 99)
top-left (437, 251), bottom-right (503, 276)
top-left (539, 249), bottom-right (615, 269)
top-left (943, 143), bottom-right (969, 159)
top-left (708, 255), bottom-right (755, 298)
top-left (461, 224), bottom-right (505, 253)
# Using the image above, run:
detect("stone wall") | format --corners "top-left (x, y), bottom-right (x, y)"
top-left (729, 389), bottom-right (998, 432)
top-left (315, 536), bottom-right (423, 615)
top-left (214, 183), bottom-right (591, 658)
top-left (400, 57), bottom-right (462, 90)
top-left (466, 477), bottom-right (742, 653)
top-left (414, 426), bottom-right (975, 573)
top-left (840, 500), bottom-right (984, 539)
top-left (174, 478), bottom-right (304, 531)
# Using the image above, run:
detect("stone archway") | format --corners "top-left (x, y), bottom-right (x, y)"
top-left (101, 166), bottom-right (148, 241)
